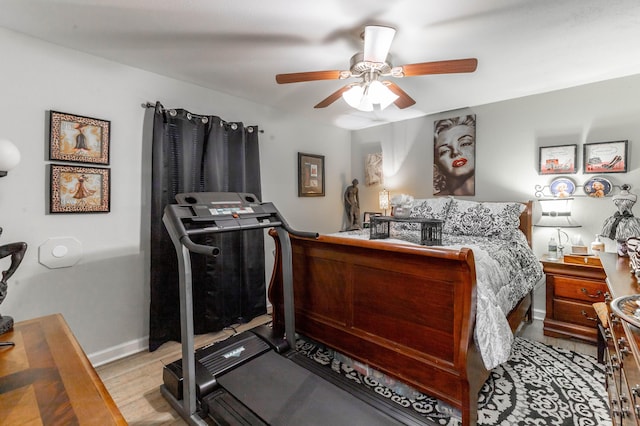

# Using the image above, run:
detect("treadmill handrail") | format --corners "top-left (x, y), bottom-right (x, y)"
top-left (179, 236), bottom-right (221, 257)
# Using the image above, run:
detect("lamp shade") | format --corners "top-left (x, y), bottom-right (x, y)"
top-left (535, 198), bottom-right (580, 228)
top-left (368, 80), bottom-right (398, 110)
top-left (0, 139), bottom-right (20, 176)
top-left (363, 26), bottom-right (396, 63)
top-left (379, 189), bottom-right (390, 211)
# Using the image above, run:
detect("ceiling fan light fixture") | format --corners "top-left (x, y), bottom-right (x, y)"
top-left (342, 85), bottom-right (373, 112)
top-left (363, 26), bottom-right (396, 63)
top-left (343, 80), bottom-right (398, 112)
top-left (368, 80), bottom-right (399, 110)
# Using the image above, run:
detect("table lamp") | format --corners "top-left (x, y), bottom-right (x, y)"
top-left (0, 139), bottom-right (21, 177)
top-left (535, 197), bottom-right (581, 259)
top-left (379, 189), bottom-right (390, 216)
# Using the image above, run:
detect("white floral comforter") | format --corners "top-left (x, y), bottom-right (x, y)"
top-left (330, 228), bottom-right (544, 370)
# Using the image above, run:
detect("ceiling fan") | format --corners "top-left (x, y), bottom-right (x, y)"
top-left (275, 26), bottom-right (478, 111)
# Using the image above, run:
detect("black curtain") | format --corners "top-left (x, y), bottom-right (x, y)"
top-left (148, 103), bottom-right (265, 351)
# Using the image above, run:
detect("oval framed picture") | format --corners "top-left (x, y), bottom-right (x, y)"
top-left (583, 176), bottom-right (612, 198)
top-left (549, 177), bottom-right (576, 197)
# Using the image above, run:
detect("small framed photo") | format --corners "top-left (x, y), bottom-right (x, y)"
top-left (538, 144), bottom-right (577, 175)
top-left (50, 164), bottom-right (110, 213)
top-left (298, 152), bottom-right (325, 197)
top-left (583, 140), bottom-right (628, 174)
top-left (49, 110), bottom-right (110, 165)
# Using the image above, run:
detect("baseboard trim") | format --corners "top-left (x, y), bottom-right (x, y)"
top-left (89, 336), bottom-right (148, 367)
top-left (532, 307), bottom-right (545, 322)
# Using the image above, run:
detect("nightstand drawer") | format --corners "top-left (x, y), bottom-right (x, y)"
top-left (553, 299), bottom-right (597, 327)
top-left (552, 276), bottom-right (607, 302)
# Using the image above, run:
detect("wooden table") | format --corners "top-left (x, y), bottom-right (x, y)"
top-left (0, 313), bottom-right (126, 425)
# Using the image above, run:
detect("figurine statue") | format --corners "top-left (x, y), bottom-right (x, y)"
top-left (0, 227), bottom-right (28, 335)
top-left (344, 179), bottom-right (361, 231)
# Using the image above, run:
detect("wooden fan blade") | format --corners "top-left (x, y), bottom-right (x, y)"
top-left (314, 85), bottom-right (351, 108)
top-left (384, 82), bottom-right (416, 109)
top-left (276, 70), bottom-right (343, 84)
top-left (401, 58), bottom-right (478, 77)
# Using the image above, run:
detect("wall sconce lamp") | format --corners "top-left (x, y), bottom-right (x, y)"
top-left (535, 197), bottom-right (581, 259)
top-left (379, 189), bottom-right (390, 216)
top-left (0, 139), bottom-right (21, 177)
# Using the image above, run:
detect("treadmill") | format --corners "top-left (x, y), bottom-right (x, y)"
top-left (160, 192), bottom-right (433, 426)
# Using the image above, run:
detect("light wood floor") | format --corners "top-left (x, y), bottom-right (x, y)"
top-left (96, 317), bottom-right (597, 425)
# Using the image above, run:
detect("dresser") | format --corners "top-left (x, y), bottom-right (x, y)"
top-left (542, 254), bottom-right (608, 343)
top-left (600, 252), bottom-right (640, 425)
top-left (0, 314), bottom-right (126, 425)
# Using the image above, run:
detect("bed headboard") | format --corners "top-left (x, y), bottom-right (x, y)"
top-left (519, 200), bottom-right (533, 248)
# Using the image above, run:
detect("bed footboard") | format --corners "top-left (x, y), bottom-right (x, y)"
top-left (268, 231), bottom-right (492, 425)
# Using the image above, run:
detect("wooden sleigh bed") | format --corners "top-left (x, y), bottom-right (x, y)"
top-left (268, 201), bottom-right (536, 426)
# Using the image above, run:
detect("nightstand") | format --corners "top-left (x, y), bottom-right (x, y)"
top-left (541, 254), bottom-right (608, 344)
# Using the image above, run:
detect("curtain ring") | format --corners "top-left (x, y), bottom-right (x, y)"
top-left (186, 112), bottom-right (192, 120)
top-left (169, 109), bottom-right (177, 117)
top-left (231, 123), bottom-right (238, 130)
top-left (220, 121), bottom-right (224, 127)
top-left (201, 117), bottom-right (208, 124)
top-left (247, 126), bottom-right (254, 133)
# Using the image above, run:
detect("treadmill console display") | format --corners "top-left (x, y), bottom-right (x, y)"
top-left (208, 205), bottom-right (255, 216)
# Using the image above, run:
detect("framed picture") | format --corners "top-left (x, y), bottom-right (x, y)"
top-left (539, 144), bottom-right (577, 175)
top-left (363, 211), bottom-right (382, 229)
top-left (50, 164), bottom-right (110, 213)
top-left (298, 153), bottom-right (325, 197)
top-left (49, 110), bottom-right (110, 165)
top-left (583, 140), bottom-right (628, 174)
top-left (433, 114), bottom-right (475, 196)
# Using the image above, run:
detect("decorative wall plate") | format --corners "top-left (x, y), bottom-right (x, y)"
top-left (611, 295), bottom-right (640, 328)
top-left (583, 176), bottom-right (612, 197)
top-left (549, 177), bottom-right (576, 197)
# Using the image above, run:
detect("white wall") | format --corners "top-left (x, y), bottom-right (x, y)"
top-left (0, 27), bottom-right (350, 364)
top-left (4, 24), bottom-right (639, 364)
top-left (352, 74), bottom-right (640, 317)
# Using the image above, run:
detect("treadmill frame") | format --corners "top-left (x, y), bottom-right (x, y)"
top-left (160, 193), bottom-right (301, 425)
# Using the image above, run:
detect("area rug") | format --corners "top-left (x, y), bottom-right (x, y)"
top-left (296, 337), bottom-right (611, 426)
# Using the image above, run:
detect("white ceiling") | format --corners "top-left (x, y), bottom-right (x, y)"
top-left (1, 0), bottom-right (640, 130)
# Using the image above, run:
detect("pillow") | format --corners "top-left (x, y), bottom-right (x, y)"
top-left (409, 197), bottom-right (452, 220)
top-left (443, 199), bottom-right (525, 239)
top-left (391, 197), bottom-right (452, 234)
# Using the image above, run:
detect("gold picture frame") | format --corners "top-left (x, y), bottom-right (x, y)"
top-left (50, 164), bottom-right (110, 213)
top-left (49, 110), bottom-right (110, 165)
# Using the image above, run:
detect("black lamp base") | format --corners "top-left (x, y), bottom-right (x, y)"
top-left (0, 315), bottom-right (14, 335)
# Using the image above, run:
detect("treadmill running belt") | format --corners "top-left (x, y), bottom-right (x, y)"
top-left (216, 351), bottom-right (400, 425)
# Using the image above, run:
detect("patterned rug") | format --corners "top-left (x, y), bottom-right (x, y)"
top-left (296, 337), bottom-right (611, 426)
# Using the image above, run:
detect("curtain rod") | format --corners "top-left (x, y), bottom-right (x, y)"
top-left (141, 102), bottom-right (264, 133)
